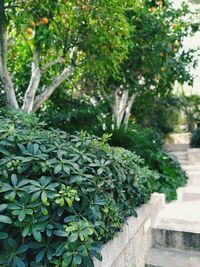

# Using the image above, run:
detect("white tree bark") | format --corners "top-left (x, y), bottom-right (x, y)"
top-left (112, 89), bottom-right (137, 129)
top-left (124, 93), bottom-right (137, 128)
top-left (112, 89), bottom-right (128, 128)
top-left (0, 3), bottom-right (75, 114)
top-left (0, 0), bottom-right (18, 108)
top-left (32, 66), bottom-right (73, 112)
top-left (22, 46), bottom-right (41, 113)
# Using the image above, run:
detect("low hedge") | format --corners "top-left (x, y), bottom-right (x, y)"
top-left (109, 125), bottom-right (188, 201)
top-left (0, 111), bottom-right (159, 267)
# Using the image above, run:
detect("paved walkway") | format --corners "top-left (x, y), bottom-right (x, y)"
top-left (146, 150), bottom-right (200, 267)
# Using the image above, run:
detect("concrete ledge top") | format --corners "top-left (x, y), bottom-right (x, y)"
top-left (146, 246), bottom-right (200, 267)
top-left (154, 201), bottom-right (200, 233)
top-left (188, 148), bottom-right (200, 152)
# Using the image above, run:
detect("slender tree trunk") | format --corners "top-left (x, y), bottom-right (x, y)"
top-left (124, 93), bottom-right (137, 128)
top-left (22, 46), bottom-right (41, 113)
top-left (112, 89), bottom-right (128, 128)
top-left (0, 0), bottom-right (18, 108)
top-left (111, 89), bottom-right (136, 129)
top-left (0, 6), bottom-right (75, 114)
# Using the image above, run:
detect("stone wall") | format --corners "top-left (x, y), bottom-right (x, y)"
top-left (94, 193), bottom-right (165, 267)
top-left (165, 133), bottom-right (191, 152)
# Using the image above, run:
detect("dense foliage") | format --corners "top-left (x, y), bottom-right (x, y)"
top-left (0, 0), bottom-right (198, 124)
top-left (80, 0), bottom-right (198, 128)
top-left (181, 94), bottom-right (200, 132)
top-left (108, 124), bottom-right (188, 201)
top-left (191, 127), bottom-right (200, 148)
top-left (0, 0), bottom-right (134, 111)
top-left (40, 96), bottom-right (188, 202)
top-left (40, 94), bottom-right (108, 136)
top-left (0, 0), bottom-right (196, 265)
top-left (0, 111), bottom-right (160, 267)
top-left (132, 95), bottom-right (184, 134)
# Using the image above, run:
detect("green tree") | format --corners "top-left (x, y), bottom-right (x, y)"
top-left (0, 0), bottom-right (133, 112)
top-left (100, 0), bottom-right (198, 128)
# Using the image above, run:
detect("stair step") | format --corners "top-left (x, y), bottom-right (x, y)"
top-left (177, 186), bottom-right (200, 201)
top-left (188, 178), bottom-right (200, 186)
top-left (171, 152), bottom-right (188, 161)
top-left (171, 151), bottom-right (188, 155)
top-left (182, 165), bottom-right (200, 171)
top-left (153, 201), bottom-right (200, 251)
top-left (153, 221), bottom-right (200, 252)
top-left (166, 144), bottom-right (189, 152)
top-left (182, 187), bottom-right (200, 201)
top-left (145, 247), bottom-right (200, 267)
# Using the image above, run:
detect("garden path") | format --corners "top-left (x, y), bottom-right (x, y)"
top-left (146, 149), bottom-right (200, 267)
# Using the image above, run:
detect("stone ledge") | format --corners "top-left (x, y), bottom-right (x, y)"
top-left (188, 148), bottom-right (200, 162)
top-left (94, 193), bottom-right (165, 267)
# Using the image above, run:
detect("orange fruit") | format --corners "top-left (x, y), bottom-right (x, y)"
top-left (43, 18), bottom-right (49, 24)
top-left (158, 0), bottom-right (163, 7)
top-left (82, 5), bottom-right (89, 11)
top-left (29, 21), bottom-right (36, 28)
top-left (150, 6), bottom-right (156, 13)
top-left (27, 28), bottom-right (33, 35)
top-left (40, 17), bottom-right (49, 25)
top-left (40, 20), bottom-right (45, 25)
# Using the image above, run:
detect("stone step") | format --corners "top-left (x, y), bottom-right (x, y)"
top-left (180, 161), bottom-right (200, 166)
top-left (182, 165), bottom-right (200, 172)
top-left (153, 201), bottom-right (200, 252)
top-left (153, 225), bottom-right (200, 252)
top-left (145, 246), bottom-right (200, 267)
top-left (171, 152), bottom-right (188, 161)
top-left (188, 178), bottom-right (200, 186)
top-left (188, 149), bottom-right (200, 162)
top-left (177, 186), bottom-right (200, 201)
top-left (166, 144), bottom-right (189, 152)
top-left (187, 171), bottom-right (200, 177)
top-left (176, 156), bottom-right (188, 161)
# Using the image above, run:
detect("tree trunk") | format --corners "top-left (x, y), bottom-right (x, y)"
top-left (32, 66), bottom-right (73, 112)
top-left (0, 0), bottom-right (18, 108)
top-left (112, 89), bottom-right (136, 129)
top-left (22, 47), bottom-right (41, 113)
top-left (124, 93), bottom-right (137, 128)
top-left (112, 89), bottom-right (128, 128)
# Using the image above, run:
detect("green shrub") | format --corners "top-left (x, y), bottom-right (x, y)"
top-left (0, 110), bottom-right (158, 267)
top-left (40, 95), bottom-right (109, 136)
top-left (132, 95), bottom-right (184, 135)
top-left (190, 127), bottom-right (200, 148)
top-left (109, 124), bottom-right (188, 201)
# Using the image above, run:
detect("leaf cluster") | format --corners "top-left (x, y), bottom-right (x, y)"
top-left (0, 110), bottom-right (158, 266)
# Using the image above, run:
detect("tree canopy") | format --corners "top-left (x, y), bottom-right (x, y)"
top-left (0, 0), bottom-right (199, 128)
top-left (0, 0), bottom-right (134, 112)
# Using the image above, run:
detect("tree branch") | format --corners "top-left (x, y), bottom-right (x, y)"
top-left (32, 65), bottom-right (74, 112)
top-left (22, 45), bottom-right (41, 113)
top-left (0, 0), bottom-right (18, 108)
top-left (42, 57), bottom-right (63, 72)
top-left (32, 47), bottom-right (76, 112)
